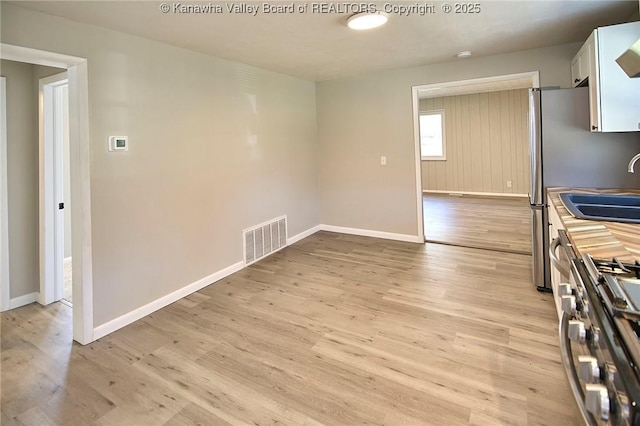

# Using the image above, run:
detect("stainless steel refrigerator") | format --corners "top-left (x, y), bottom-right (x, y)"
top-left (528, 86), bottom-right (640, 291)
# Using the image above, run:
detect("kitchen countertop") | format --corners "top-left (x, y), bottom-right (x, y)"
top-left (547, 187), bottom-right (640, 263)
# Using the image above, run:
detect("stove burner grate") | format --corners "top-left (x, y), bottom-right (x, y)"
top-left (592, 257), bottom-right (640, 279)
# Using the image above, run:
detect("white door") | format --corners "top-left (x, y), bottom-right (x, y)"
top-left (39, 72), bottom-right (69, 306)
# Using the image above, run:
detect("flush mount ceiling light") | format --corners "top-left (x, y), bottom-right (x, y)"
top-left (347, 11), bottom-right (388, 30)
top-left (456, 51), bottom-right (472, 59)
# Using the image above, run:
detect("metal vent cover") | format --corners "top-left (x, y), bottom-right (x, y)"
top-left (243, 216), bottom-right (287, 265)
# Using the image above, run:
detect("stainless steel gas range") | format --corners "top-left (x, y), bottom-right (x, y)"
top-left (560, 254), bottom-right (640, 425)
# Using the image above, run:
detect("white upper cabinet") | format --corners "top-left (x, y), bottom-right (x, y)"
top-left (571, 22), bottom-right (640, 132)
top-left (571, 36), bottom-right (592, 87)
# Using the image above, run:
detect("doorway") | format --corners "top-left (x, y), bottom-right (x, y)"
top-left (0, 43), bottom-right (94, 344)
top-left (40, 72), bottom-right (72, 306)
top-left (412, 72), bottom-right (540, 253)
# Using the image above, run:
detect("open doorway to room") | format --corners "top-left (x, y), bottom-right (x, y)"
top-left (0, 44), bottom-right (93, 345)
top-left (0, 60), bottom-right (68, 314)
top-left (412, 72), bottom-right (539, 255)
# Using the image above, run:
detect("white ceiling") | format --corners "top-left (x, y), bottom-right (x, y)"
top-left (9, 0), bottom-right (639, 81)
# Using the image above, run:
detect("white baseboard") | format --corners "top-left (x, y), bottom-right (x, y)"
top-left (287, 225), bottom-right (322, 245)
top-left (91, 222), bottom-right (422, 340)
top-left (423, 189), bottom-right (528, 198)
top-left (8, 292), bottom-right (39, 310)
top-left (93, 261), bottom-right (244, 340)
top-left (320, 225), bottom-right (423, 243)
top-left (289, 223), bottom-right (423, 245)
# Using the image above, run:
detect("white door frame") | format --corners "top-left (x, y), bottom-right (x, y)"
top-left (39, 72), bottom-right (68, 305)
top-left (0, 43), bottom-right (94, 345)
top-left (411, 71), bottom-right (540, 240)
top-left (0, 77), bottom-right (9, 312)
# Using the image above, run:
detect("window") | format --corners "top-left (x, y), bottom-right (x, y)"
top-left (419, 110), bottom-right (446, 160)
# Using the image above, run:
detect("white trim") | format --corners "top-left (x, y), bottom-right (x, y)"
top-left (423, 190), bottom-right (529, 198)
top-left (0, 77), bottom-right (9, 312)
top-left (1, 43), bottom-right (94, 345)
top-left (69, 61), bottom-right (94, 345)
top-left (284, 223), bottom-right (424, 246)
top-left (416, 71), bottom-right (541, 97)
top-left (320, 225), bottom-right (423, 244)
top-left (9, 292), bottom-right (39, 310)
top-left (412, 71), bottom-right (540, 245)
top-left (411, 88), bottom-right (426, 244)
top-left (93, 261), bottom-right (244, 340)
top-left (38, 76), bottom-right (52, 305)
top-left (287, 225), bottom-right (322, 246)
top-left (0, 44), bottom-right (84, 68)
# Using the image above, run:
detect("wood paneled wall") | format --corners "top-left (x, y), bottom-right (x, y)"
top-left (420, 89), bottom-right (530, 195)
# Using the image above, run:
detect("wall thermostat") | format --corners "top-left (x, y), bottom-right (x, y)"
top-left (109, 136), bottom-right (128, 152)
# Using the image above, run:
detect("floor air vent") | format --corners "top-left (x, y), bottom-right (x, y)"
top-left (243, 216), bottom-right (287, 265)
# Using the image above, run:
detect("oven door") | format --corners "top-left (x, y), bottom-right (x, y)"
top-left (559, 311), bottom-right (599, 426)
top-left (559, 260), bottom-right (602, 426)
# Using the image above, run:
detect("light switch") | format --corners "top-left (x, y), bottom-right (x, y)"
top-left (381, 156), bottom-right (387, 165)
top-left (109, 136), bottom-right (128, 152)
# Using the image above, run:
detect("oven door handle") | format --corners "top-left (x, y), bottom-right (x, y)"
top-left (549, 232), bottom-right (572, 277)
top-left (559, 312), bottom-right (597, 426)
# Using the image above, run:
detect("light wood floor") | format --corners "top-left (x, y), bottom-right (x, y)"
top-left (424, 194), bottom-right (532, 255)
top-left (1, 232), bottom-right (578, 425)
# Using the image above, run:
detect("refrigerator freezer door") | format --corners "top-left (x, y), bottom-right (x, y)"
top-left (531, 204), bottom-right (550, 291)
top-left (529, 89), bottom-right (543, 206)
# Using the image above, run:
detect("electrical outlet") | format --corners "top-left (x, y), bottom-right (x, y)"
top-left (381, 156), bottom-right (387, 165)
top-left (506, 181), bottom-right (512, 188)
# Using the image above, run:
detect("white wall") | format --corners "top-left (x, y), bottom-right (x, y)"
top-left (1, 4), bottom-right (319, 327)
top-left (317, 43), bottom-right (582, 236)
top-left (1, 60), bottom-right (38, 301)
top-left (420, 89), bottom-right (530, 195)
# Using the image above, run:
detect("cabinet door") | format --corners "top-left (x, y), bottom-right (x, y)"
top-left (547, 197), bottom-right (566, 319)
top-left (571, 56), bottom-right (582, 87)
top-left (586, 32), bottom-right (601, 132)
top-left (571, 43), bottom-right (593, 88)
top-left (597, 22), bottom-right (640, 132)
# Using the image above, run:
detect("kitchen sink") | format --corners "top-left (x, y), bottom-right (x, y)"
top-left (562, 193), bottom-right (640, 207)
top-left (559, 192), bottom-right (640, 224)
top-left (576, 205), bottom-right (640, 220)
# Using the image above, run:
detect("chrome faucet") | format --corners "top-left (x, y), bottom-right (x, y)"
top-left (629, 152), bottom-right (640, 173)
